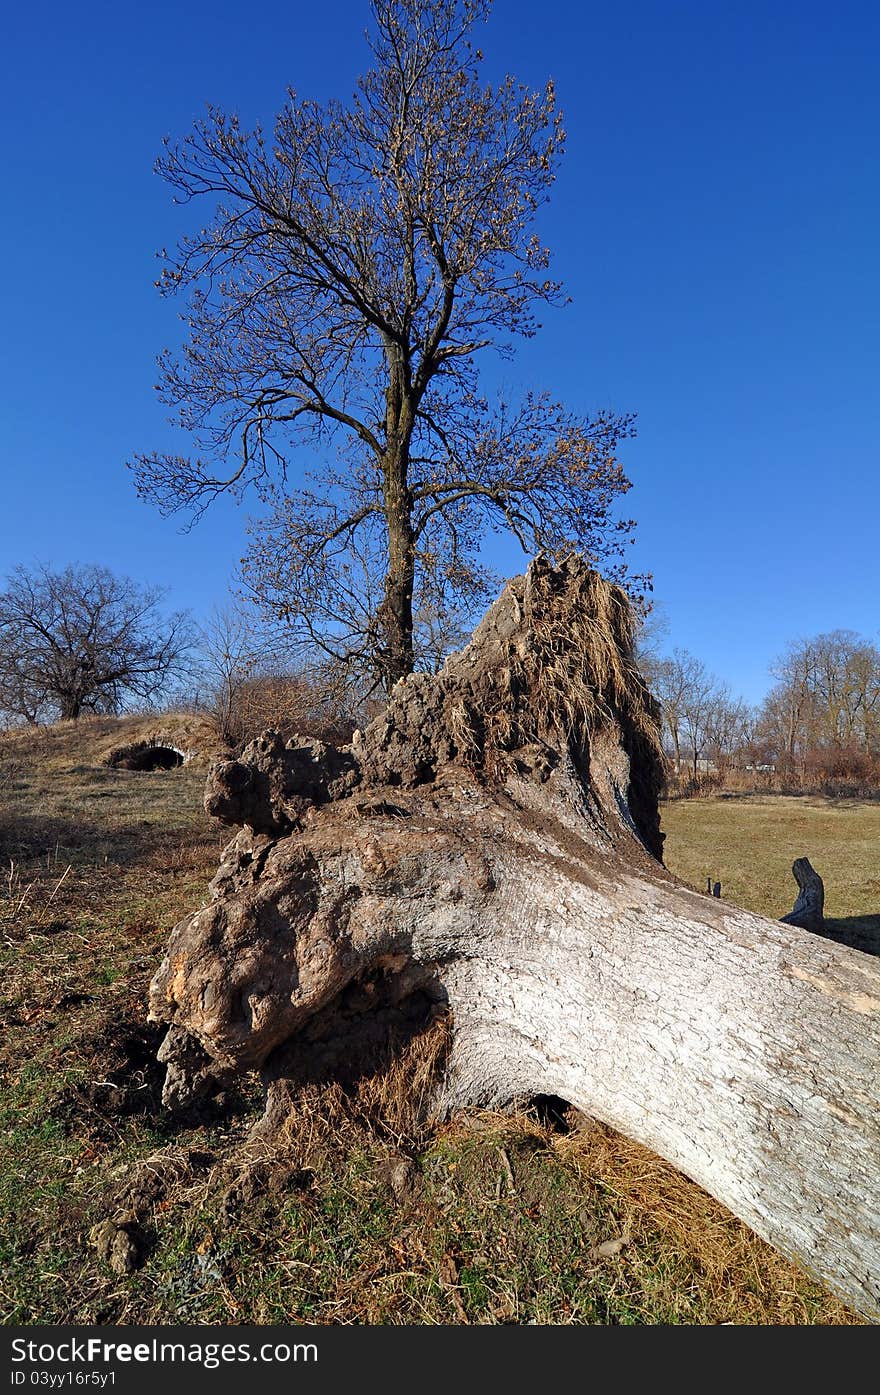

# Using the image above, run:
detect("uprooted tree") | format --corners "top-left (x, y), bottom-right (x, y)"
top-left (149, 557), bottom-right (880, 1319)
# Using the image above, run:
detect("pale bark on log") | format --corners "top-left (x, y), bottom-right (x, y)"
top-left (148, 558), bottom-right (880, 1319)
top-left (781, 856), bottom-right (826, 934)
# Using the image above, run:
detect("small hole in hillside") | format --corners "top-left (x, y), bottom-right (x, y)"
top-left (107, 743), bottom-right (184, 772)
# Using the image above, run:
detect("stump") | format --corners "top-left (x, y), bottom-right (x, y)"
top-left (781, 857), bottom-right (826, 934)
top-left (148, 557), bottom-right (880, 1319)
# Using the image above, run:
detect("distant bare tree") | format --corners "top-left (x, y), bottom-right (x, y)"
top-left (632, 602), bottom-right (669, 697)
top-left (809, 631), bottom-right (880, 752)
top-left (651, 650), bottom-right (693, 776)
top-left (195, 603), bottom-right (270, 741)
top-left (763, 641), bottom-right (817, 771)
top-left (219, 670), bottom-right (358, 749)
top-left (704, 693), bottom-right (754, 776)
top-left (652, 648), bottom-right (750, 781)
top-left (131, 0), bottom-right (643, 694)
top-left (758, 630), bottom-right (880, 773)
top-left (676, 653), bottom-right (720, 780)
top-left (0, 564), bottom-right (191, 723)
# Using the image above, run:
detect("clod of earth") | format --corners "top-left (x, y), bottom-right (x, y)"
top-left (148, 556), bottom-right (880, 1320)
top-left (89, 1219), bottom-right (148, 1275)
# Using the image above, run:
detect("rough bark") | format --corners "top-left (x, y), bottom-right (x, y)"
top-left (377, 369), bottom-right (416, 691)
top-left (781, 857), bottom-right (826, 934)
top-left (149, 557), bottom-right (880, 1320)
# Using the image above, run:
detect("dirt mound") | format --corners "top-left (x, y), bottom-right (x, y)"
top-left (99, 715), bottom-right (228, 770)
top-left (0, 712), bottom-right (228, 776)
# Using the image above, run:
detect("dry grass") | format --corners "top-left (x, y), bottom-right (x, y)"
top-left (553, 1122), bottom-right (855, 1324)
top-left (521, 559), bottom-right (660, 750)
top-left (0, 716), bottom-right (865, 1325)
top-left (439, 558), bottom-right (665, 854)
top-left (0, 711), bottom-right (225, 777)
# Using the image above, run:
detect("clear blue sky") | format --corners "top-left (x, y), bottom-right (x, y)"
top-left (2, 0), bottom-right (877, 704)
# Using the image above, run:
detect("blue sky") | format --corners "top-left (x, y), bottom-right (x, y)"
top-left (1, 0), bottom-right (877, 704)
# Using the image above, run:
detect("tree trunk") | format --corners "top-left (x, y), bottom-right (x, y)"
top-left (378, 358), bottom-right (416, 691)
top-left (379, 494), bottom-right (415, 690)
top-left (149, 558), bottom-right (880, 1320)
top-left (671, 724), bottom-right (681, 776)
top-left (786, 703), bottom-right (797, 768)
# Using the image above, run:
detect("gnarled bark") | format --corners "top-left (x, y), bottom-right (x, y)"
top-left (149, 557), bottom-right (880, 1319)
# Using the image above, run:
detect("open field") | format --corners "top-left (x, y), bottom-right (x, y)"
top-left (662, 794), bottom-right (880, 955)
top-left (0, 720), bottom-right (868, 1324)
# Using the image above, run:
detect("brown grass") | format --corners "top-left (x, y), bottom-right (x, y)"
top-left (466, 557), bottom-right (662, 763)
top-left (522, 559), bottom-right (660, 748)
top-left (553, 1122), bottom-right (855, 1324)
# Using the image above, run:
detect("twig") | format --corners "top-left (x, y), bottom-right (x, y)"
top-left (46, 864), bottom-right (72, 906)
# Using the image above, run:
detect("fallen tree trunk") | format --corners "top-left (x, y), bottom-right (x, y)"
top-left (149, 557), bottom-right (880, 1319)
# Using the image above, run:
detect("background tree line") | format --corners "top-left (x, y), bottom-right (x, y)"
top-left (755, 631), bottom-right (880, 783)
top-left (644, 630), bottom-right (880, 797)
top-left (1, 557), bottom-right (876, 802)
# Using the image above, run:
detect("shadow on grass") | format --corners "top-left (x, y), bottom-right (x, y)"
top-left (822, 916), bottom-right (880, 957)
top-left (0, 811), bottom-right (195, 871)
top-left (0, 812), bottom-right (112, 857)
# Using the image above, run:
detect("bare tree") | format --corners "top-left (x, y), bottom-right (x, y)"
top-left (810, 631), bottom-right (880, 751)
top-left (632, 601), bottom-right (669, 683)
top-left (0, 564), bottom-right (191, 724)
top-left (703, 692), bottom-right (753, 776)
top-left (651, 648), bottom-right (749, 781)
top-left (651, 650), bottom-right (692, 776)
top-left (216, 671), bottom-right (358, 749)
top-left (194, 603), bottom-right (360, 745)
top-left (763, 640), bottom-right (817, 773)
top-left (759, 631), bottom-right (880, 771)
top-left (131, 0), bottom-right (642, 693)
top-left (849, 640), bottom-right (880, 755)
top-left (195, 603), bottom-right (269, 741)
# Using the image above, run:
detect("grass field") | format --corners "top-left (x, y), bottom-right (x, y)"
top-left (0, 720), bottom-right (870, 1325)
top-left (662, 794), bottom-right (880, 954)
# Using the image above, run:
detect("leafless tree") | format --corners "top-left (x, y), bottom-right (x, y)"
top-left (194, 602), bottom-right (361, 743)
top-left (652, 648), bottom-right (750, 780)
top-left (758, 630), bottom-right (880, 771)
top-left (131, 0), bottom-right (643, 693)
top-left (632, 602), bottom-right (669, 693)
top-left (0, 564), bottom-right (191, 723)
top-left (651, 650), bottom-right (692, 776)
top-left (704, 692), bottom-right (754, 776)
top-left (194, 603), bottom-right (270, 740)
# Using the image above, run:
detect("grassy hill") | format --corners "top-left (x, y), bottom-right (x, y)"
top-left (0, 717), bottom-right (864, 1324)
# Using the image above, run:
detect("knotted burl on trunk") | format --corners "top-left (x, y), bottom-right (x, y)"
top-left (149, 556), bottom-right (664, 1105)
